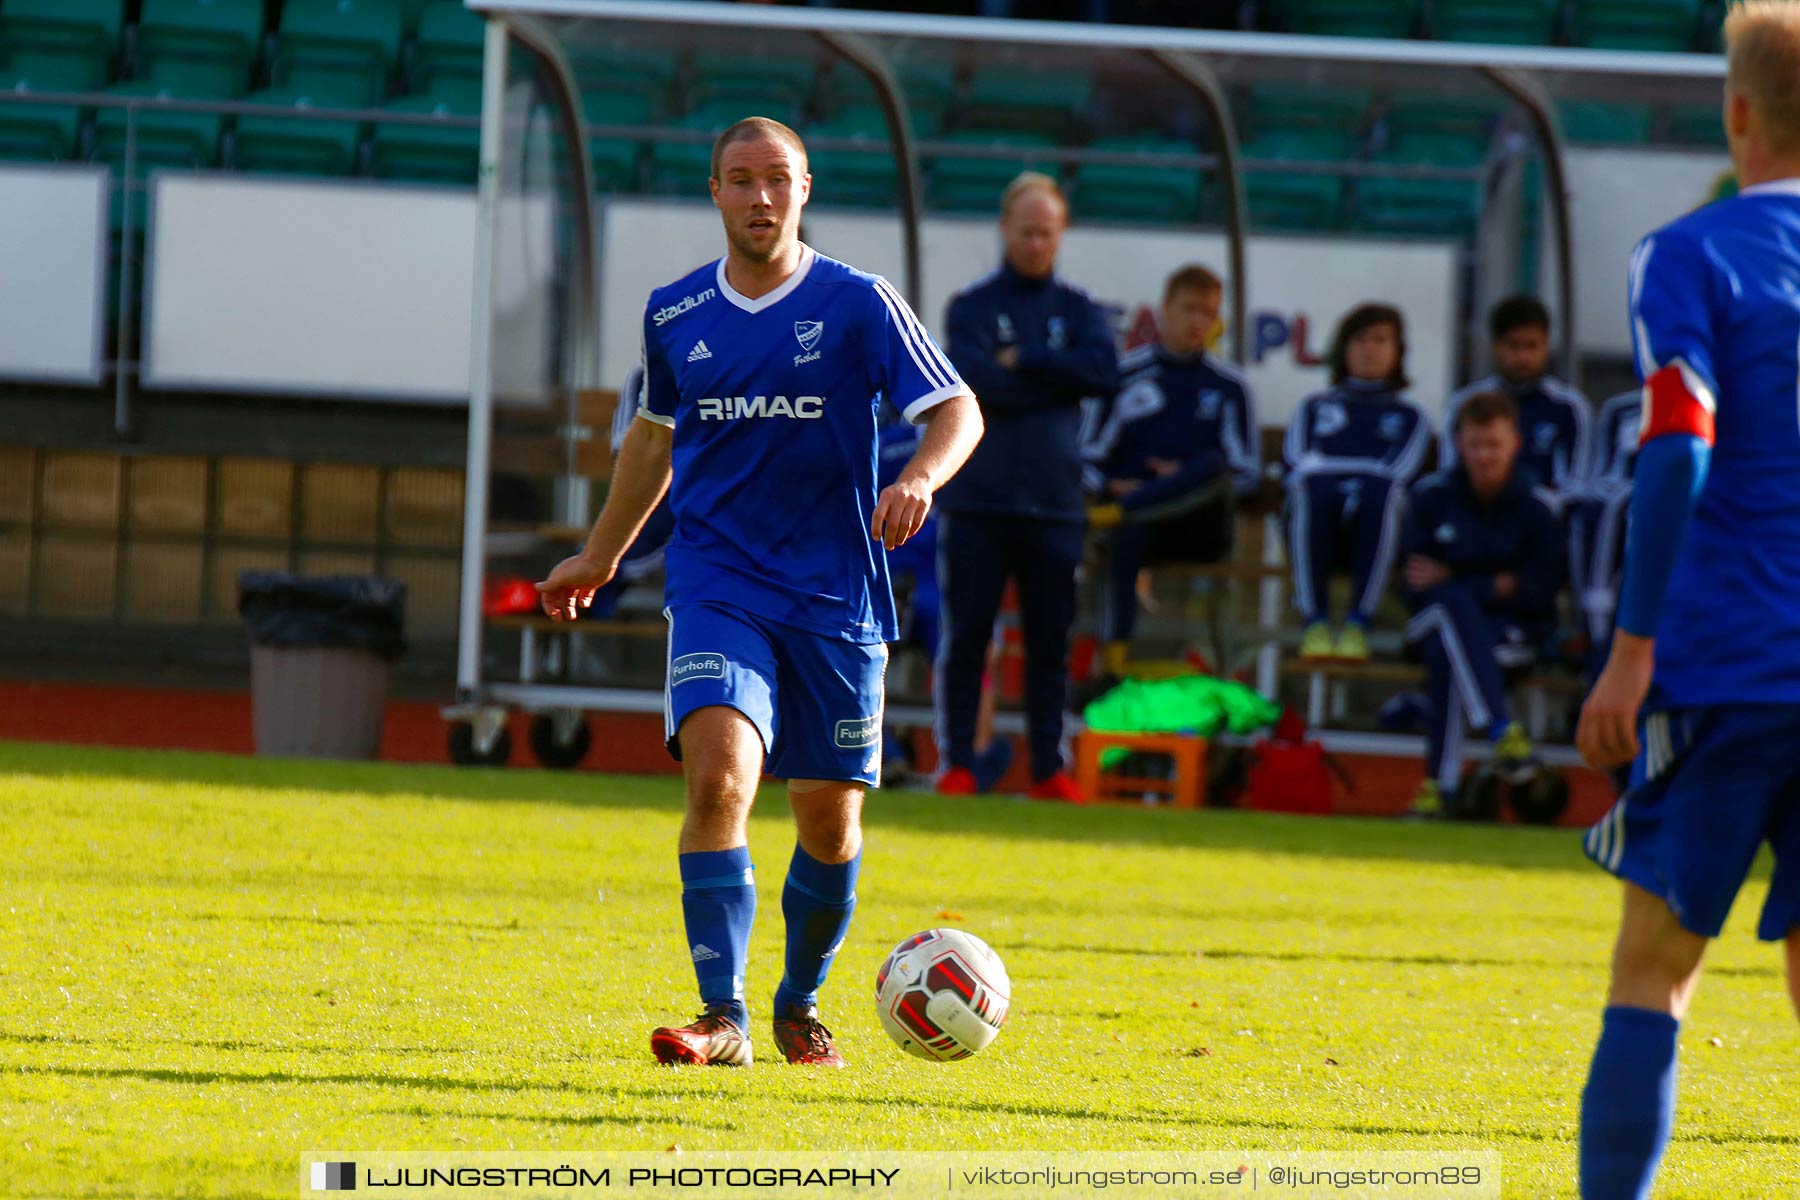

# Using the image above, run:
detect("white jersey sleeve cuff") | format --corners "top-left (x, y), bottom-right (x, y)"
top-left (902, 383), bottom-right (972, 425)
top-left (636, 406), bottom-right (676, 429)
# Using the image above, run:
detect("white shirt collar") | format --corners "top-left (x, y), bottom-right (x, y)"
top-left (716, 243), bottom-right (815, 314)
top-left (1738, 177), bottom-right (1800, 199)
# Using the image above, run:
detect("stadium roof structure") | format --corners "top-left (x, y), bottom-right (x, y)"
top-left (451, 0), bottom-right (1730, 717)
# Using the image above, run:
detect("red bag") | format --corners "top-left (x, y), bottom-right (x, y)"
top-left (1245, 711), bottom-right (1348, 815)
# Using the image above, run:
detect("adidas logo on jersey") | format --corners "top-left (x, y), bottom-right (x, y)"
top-left (687, 340), bottom-right (713, 363)
top-left (690, 944), bottom-right (722, 962)
top-left (697, 395), bottom-right (825, 421)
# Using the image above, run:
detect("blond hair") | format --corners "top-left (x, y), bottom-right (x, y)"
top-left (1000, 171), bottom-right (1066, 218)
top-left (1725, 1), bottom-right (1800, 154)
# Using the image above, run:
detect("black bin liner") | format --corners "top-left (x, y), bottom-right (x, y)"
top-left (237, 572), bottom-right (407, 661)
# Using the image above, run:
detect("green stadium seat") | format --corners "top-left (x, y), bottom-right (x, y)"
top-left (1385, 95), bottom-right (1507, 138)
top-left (1243, 84), bottom-right (1372, 138)
top-left (645, 100), bottom-right (785, 195)
top-left (0, 68), bottom-right (87, 160)
top-left (685, 51), bottom-right (819, 118)
top-left (0, 0), bottom-right (123, 88)
top-left (804, 106), bottom-right (901, 208)
top-left (567, 44), bottom-right (678, 102)
top-left (272, 0), bottom-right (405, 107)
top-left (583, 87), bottom-right (652, 192)
top-left (959, 68), bottom-right (1092, 138)
top-left (409, 2), bottom-right (484, 94)
top-left (92, 80), bottom-right (226, 169)
top-left (1242, 126), bottom-right (1353, 231)
top-left (368, 91), bottom-right (477, 182)
top-left (232, 86), bottom-right (364, 175)
top-left (1558, 100), bottom-right (1654, 145)
top-left (1072, 135), bottom-right (1204, 223)
top-left (135, 0), bottom-right (263, 98)
top-left (928, 129), bottom-right (1058, 213)
top-left (1433, 0), bottom-right (1559, 46)
top-left (1668, 103), bottom-right (1727, 149)
top-left (823, 59), bottom-right (954, 136)
top-left (1354, 129), bottom-right (1485, 237)
top-left (1573, 0), bottom-right (1702, 51)
top-left (1278, 0), bottom-right (1418, 39)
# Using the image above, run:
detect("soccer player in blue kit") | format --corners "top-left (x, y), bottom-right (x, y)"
top-left (1574, 5), bottom-right (1800, 1194)
top-left (537, 117), bottom-right (982, 1067)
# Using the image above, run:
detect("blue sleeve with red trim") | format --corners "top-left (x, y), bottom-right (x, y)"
top-left (1615, 228), bottom-right (1719, 638)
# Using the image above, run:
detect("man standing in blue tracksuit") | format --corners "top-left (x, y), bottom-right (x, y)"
top-left (935, 172), bottom-right (1119, 804)
top-left (1401, 390), bottom-right (1564, 817)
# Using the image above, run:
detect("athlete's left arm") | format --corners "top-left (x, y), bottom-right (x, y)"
top-left (871, 394), bottom-right (983, 550)
top-left (1578, 230), bottom-right (1718, 768)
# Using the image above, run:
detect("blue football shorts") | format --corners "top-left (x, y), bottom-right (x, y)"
top-left (662, 601), bottom-right (887, 786)
top-left (1583, 705), bottom-right (1800, 941)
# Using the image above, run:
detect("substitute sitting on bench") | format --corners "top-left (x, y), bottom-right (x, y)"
top-left (1085, 264), bottom-right (1260, 680)
top-left (1401, 389), bottom-right (1564, 818)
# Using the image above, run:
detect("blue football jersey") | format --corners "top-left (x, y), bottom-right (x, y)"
top-left (638, 245), bottom-right (969, 644)
top-left (1630, 179), bottom-right (1800, 705)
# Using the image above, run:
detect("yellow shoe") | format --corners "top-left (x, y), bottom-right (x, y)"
top-left (1300, 621), bottom-right (1334, 660)
top-left (1088, 502), bottom-right (1125, 530)
top-left (1492, 721), bottom-right (1537, 783)
top-left (1335, 624), bottom-right (1369, 662)
top-left (1408, 779), bottom-right (1444, 818)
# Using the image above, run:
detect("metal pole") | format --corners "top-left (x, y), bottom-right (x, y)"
top-left (456, 15), bottom-right (513, 703)
top-left (1484, 66), bottom-right (1578, 390)
top-left (1149, 49), bottom-right (1248, 365)
top-left (113, 105), bottom-right (137, 439)
top-left (813, 29), bottom-right (923, 309)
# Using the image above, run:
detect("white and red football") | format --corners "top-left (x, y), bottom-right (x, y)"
top-left (874, 928), bottom-right (1010, 1061)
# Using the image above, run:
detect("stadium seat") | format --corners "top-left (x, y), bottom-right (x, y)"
top-left (583, 88), bottom-right (654, 193)
top-left (958, 68), bottom-right (1092, 140)
top-left (1558, 100), bottom-right (1654, 145)
top-left (804, 106), bottom-right (900, 208)
top-left (567, 44), bottom-right (678, 103)
top-left (1384, 95), bottom-right (1507, 138)
top-left (1243, 84), bottom-right (1372, 138)
top-left (1353, 129), bottom-right (1486, 237)
top-left (927, 129), bottom-right (1058, 213)
top-left (822, 58), bottom-right (955, 137)
top-left (1432, 0), bottom-right (1559, 46)
top-left (1572, 0), bottom-right (1702, 51)
top-left (92, 80), bottom-right (227, 170)
top-left (232, 86), bottom-right (364, 175)
top-left (369, 91), bottom-right (477, 182)
top-left (135, 0), bottom-right (264, 99)
top-left (409, 2), bottom-right (485, 95)
top-left (1276, 0), bottom-right (1419, 39)
top-left (271, 0), bottom-right (405, 108)
top-left (1242, 126), bottom-right (1353, 230)
top-left (0, 0), bottom-right (123, 90)
top-left (1072, 135), bottom-right (1204, 224)
top-left (1668, 103), bottom-right (1727, 148)
top-left (0, 67), bottom-right (87, 160)
top-left (685, 51), bottom-right (819, 118)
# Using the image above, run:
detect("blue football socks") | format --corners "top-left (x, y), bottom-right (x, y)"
top-left (678, 847), bottom-right (756, 1032)
top-left (1580, 1005), bottom-right (1680, 1200)
top-left (772, 844), bottom-right (861, 1016)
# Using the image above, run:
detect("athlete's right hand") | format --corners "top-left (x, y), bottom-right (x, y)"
top-left (536, 552), bottom-right (615, 621)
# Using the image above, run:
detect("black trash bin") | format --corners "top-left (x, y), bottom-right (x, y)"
top-left (238, 572), bottom-right (407, 760)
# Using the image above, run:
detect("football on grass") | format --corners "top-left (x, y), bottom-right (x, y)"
top-left (875, 929), bottom-right (1010, 1061)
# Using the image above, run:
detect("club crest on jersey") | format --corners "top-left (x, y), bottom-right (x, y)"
top-left (1313, 400), bottom-right (1348, 438)
top-left (1198, 389), bottom-right (1222, 419)
top-left (793, 320), bottom-right (824, 366)
top-left (697, 395), bottom-right (826, 421)
top-left (1047, 315), bottom-right (1068, 349)
top-left (1534, 422), bottom-right (1558, 453)
top-left (1379, 411), bottom-right (1406, 441)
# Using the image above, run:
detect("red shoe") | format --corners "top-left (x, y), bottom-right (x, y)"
top-left (649, 1005), bottom-right (752, 1066)
top-left (772, 1005), bottom-right (845, 1066)
top-left (1027, 771), bottom-right (1088, 805)
top-left (936, 767), bottom-right (977, 795)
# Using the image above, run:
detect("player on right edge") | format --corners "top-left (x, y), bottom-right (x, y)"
top-left (1574, 5), bottom-right (1800, 1197)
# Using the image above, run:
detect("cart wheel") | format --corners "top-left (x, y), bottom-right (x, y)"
top-left (529, 712), bottom-right (592, 769)
top-left (448, 722), bottom-right (512, 767)
top-left (1510, 770), bottom-right (1570, 826)
top-left (1458, 767), bottom-right (1504, 822)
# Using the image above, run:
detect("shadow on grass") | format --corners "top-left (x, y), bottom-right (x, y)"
top-left (9, 1062), bottom-right (588, 1097)
top-left (1, 739), bottom-right (1638, 876)
top-left (1002, 942), bottom-right (1623, 974)
top-left (371, 1106), bottom-right (740, 1133)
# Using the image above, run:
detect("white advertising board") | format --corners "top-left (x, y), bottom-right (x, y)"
top-left (0, 165), bottom-right (107, 384)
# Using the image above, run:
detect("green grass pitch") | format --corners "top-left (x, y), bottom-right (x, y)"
top-left (3, 739), bottom-right (1796, 1198)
